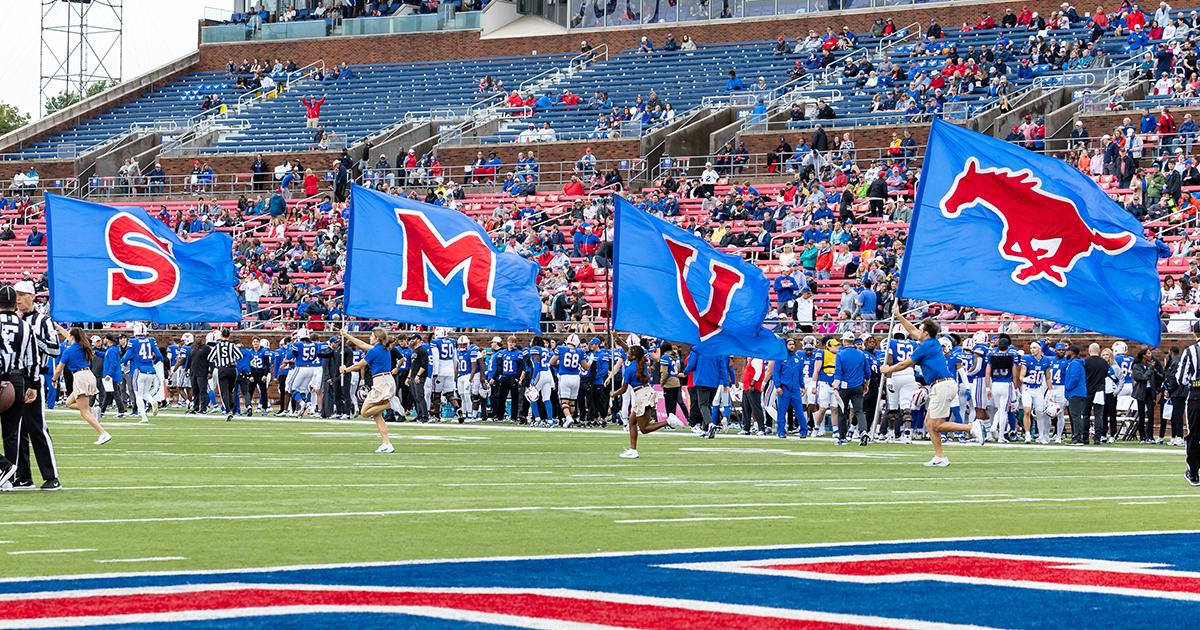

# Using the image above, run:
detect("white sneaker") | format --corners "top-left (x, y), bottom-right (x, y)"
top-left (95, 432), bottom-right (112, 446)
top-left (138, 416), bottom-right (149, 424)
top-left (924, 456), bottom-right (950, 467)
top-left (1054, 435), bottom-right (1063, 444)
top-left (376, 443), bottom-right (395, 453)
top-left (971, 420), bottom-right (985, 446)
top-left (151, 401), bottom-right (158, 417)
top-left (564, 416), bottom-right (577, 428)
top-left (690, 426), bottom-right (704, 436)
top-left (619, 448), bottom-right (639, 459)
top-left (1024, 435), bottom-right (1032, 444)
top-left (667, 415), bottom-right (687, 429)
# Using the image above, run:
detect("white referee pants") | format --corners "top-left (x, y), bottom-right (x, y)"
top-left (133, 372), bottom-right (159, 419)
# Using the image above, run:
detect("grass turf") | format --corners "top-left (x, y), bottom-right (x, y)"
top-left (0, 408), bottom-right (1193, 579)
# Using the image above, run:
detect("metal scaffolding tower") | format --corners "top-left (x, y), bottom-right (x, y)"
top-left (39, 0), bottom-right (124, 118)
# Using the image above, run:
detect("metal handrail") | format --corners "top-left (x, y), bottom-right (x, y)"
top-left (876, 22), bottom-right (922, 57)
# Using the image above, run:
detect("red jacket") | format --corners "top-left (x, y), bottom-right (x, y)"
top-left (302, 96), bottom-right (325, 118)
top-left (562, 180), bottom-right (583, 196)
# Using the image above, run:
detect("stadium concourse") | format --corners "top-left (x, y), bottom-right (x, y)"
top-left (0, 2), bottom-right (1199, 629)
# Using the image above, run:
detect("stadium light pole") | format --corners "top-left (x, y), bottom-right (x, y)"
top-left (39, 0), bottom-right (124, 119)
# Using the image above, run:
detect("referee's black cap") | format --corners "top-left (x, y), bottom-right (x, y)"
top-left (1192, 321), bottom-right (1200, 335)
top-left (0, 285), bottom-right (16, 307)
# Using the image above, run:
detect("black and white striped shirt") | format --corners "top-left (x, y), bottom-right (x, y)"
top-left (209, 340), bottom-right (242, 369)
top-left (0, 312), bottom-right (38, 380)
top-left (1176, 341), bottom-right (1200, 389)
top-left (21, 310), bottom-right (60, 375)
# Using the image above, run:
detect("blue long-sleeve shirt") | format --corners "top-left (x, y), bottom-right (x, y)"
top-left (686, 351), bottom-right (729, 388)
top-left (775, 351), bottom-right (805, 390)
top-left (1140, 114), bottom-right (1158, 133)
top-left (832, 347), bottom-right (871, 389)
top-left (1064, 358), bottom-right (1087, 399)
top-left (725, 77), bottom-right (744, 91)
top-left (120, 338), bottom-right (163, 375)
top-left (103, 346), bottom-right (123, 381)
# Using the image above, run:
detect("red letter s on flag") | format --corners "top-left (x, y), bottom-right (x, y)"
top-left (395, 209), bottom-right (497, 315)
top-left (105, 213), bottom-right (180, 307)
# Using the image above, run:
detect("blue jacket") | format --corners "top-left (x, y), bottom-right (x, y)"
top-left (1064, 358), bottom-right (1087, 398)
top-left (773, 275), bottom-right (798, 304)
top-left (833, 347), bottom-right (871, 388)
top-left (725, 77), bottom-right (744, 91)
top-left (1140, 114), bottom-right (1158, 133)
top-left (103, 346), bottom-right (123, 381)
top-left (686, 351), bottom-right (730, 388)
top-left (775, 351), bottom-right (805, 390)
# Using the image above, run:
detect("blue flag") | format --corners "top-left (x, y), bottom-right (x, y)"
top-left (344, 184), bottom-right (540, 331)
top-left (899, 118), bottom-right (1161, 345)
top-left (613, 195), bottom-right (785, 360)
top-left (45, 194), bottom-right (241, 324)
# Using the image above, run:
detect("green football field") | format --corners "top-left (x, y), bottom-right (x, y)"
top-left (1, 408), bottom-right (1194, 580)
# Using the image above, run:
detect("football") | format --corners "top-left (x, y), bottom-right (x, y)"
top-left (0, 381), bottom-right (15, 414)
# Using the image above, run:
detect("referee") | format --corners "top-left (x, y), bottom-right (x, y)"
top-left (13, 281), bottom-right (60, 490)
top-left (1176, 321), bottom-right (1200, 487)
top-left (210, 329), bottom-right (242, 422)
top-left (0, 285), bottom-right (38, 490)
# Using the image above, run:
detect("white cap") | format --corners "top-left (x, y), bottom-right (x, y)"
top-left (491, 336), bottom-right (503, 343)
top-left (841, 331), bottom-right (856, 342)
top-left (13, 281), bottom-right (35, 295)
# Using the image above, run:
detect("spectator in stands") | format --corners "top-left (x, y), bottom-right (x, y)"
top-left (681, 35), bottom-right (696, 51)
top-left (0, 223), bottom-right (12, 241)
top-left (604, 166), bottom-right (624, 192)
top-left (575, 147), bottom-right (597, 177)
top-left (537, 122), bottom-right (557, 142)
top-left (725, 70), bottom-right (744, 91)
top-left (814, 100), bottom-right (836, 119)
top-left (927, 17), bottom-right (943, 39)
top-left (26, 225), bottom-right (43, 247)
top-left (638, 36), bottom-right (654, 53)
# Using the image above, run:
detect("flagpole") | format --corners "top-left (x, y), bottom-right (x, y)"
top-left (871, 314), bottom-right (894, 440)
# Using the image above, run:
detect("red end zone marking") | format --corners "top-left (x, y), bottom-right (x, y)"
top-left (0, 588), bottom-right (930, 629)
top-left (760, 555), bottom-right (1200, 595)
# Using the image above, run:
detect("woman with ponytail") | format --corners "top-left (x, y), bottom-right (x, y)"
top-left (611, 345), bottom-right (685, 458)
top-left (53, 325), bottom-right (110, 445)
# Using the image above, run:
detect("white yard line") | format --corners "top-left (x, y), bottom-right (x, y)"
top-left (2, 495), bottom-right (1197, 527)
top-left (616, 516), bottom-right (795, 524)
top-left (93, 557), bottom-right (188, 564)
top-left (8, 549), bottom-right (96, 556)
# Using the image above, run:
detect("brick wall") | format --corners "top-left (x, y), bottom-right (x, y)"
top-left (737, 122), bottom-right (930, 164)
top-left (1, 161), bottom-right (76, 183)
top-left (156, 151), bottom-right (342, 180)
top-left (195, 0), bottom-right (1145, 71)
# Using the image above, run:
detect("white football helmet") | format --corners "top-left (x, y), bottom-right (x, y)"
top-left (567, 334), bottom-right (580, 347)
top-left (457, 335), bottom-right (470, 346)
top-left (181, 333), bottom-right (194, 345)
top-left (891, 324), bottom-right (907, 339)
top-left (131, 322), bottom-right (148, 337)
top-left (626, 333), bottom-right (640, 347)
top-left (939, 337), bottom-right (953, 354)
top-left (296, 327), bottom-right (311, 340)
top-left (434, 327), bottom-right (449, 339)
top-left (1043, 396), bottom-right (1062, 419)
top-left (1112, 341), bottom-right (1128, 356)
top-left (525, 384), bottom-right (540, 402)
top-left (911, 386), bottom-right (929, 409)
top-left (971, 331), bottom-right (989, 346)
top-left (802, 335), bottom-right (817, 348)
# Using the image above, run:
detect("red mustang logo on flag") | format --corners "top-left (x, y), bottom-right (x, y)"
top-left (940, 158), bottom-right (1134, 287)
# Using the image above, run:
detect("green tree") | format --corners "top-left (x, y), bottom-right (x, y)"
top-left (45, 80), bottom-right (120, 115)
top-left (0, 102), bottom-right (30, 136)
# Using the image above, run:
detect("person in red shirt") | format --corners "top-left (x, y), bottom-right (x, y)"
top-left (563, 175), bottom-right (584, 196)
top-left (303, 168), bottom-right (320, 197)
top-left (1094, 8), bottom-right (1108, 27)
top-left (929, 70), bottom-right (946, 89)
top-left (815, 240), bottom-right (833, 280)
top-left (977, 11), bottom-right (995, 28)
top-left (506, 90), bottom-right (525, 107)
top-left (1160, 107), bottom-right (1177, 147)
top-left (1126, 6), bottom-right (1146, 30)
top-left (560, 90), bottom-right (580, 107)
top-left (301, 94), bottom-right (326, 128)
top-left (1017, 5), bottom-right (1033, 25)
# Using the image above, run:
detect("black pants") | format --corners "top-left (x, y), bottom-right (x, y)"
top-left (1069, 396), bottom-right (1089, 442)
top-left (277, 372), bottom-right (291, 412)
top-left (1167, 394), bottom-right (1186, 439)
top-left (1102, 393), bottom-right (1118, 437)
top-left (742, 389), bottom-right (765, 433)
top-left (0, 375), bottom-right (27, 473)
top-left (592, 378), bottom-right (612, 423)
top-left (1188, 389), bottom-right (1200, 474)
top-left (695, 385), bottom-right (716, 429)
top-left (17, 377), bottom-right (57, 483)
top-left (100, 380), bottom-right (126, 414)
top-left (249, 370), bottom-right (270, 409)
top-left (663, 386), bottom-right (686, 419)
top-left (494, 375), bottom-right (518, 420)
top-left (410, 375), bottom-right (429, 421)
top-left (1135, 395), bottom-right (1155, 441)
top-left (217, 367), bottom-right (238, 415)
top-left (687, 386), bottom-right (702, 426)
top-left (332, 373), bottom-right (352, 416)
top-left (236, 371), bottom-right (253, 412)
top-left (838, 385), bottom-right (866, 439)
top-left (190, 374), bottom-right (209, 412)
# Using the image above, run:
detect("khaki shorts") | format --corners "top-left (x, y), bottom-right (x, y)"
top-left (631, 385), bottom-right (661, 416)
top-left (306, 117), bottom-right (319, 128)
top-left (928, 379), bottom-right (957, 419)
top-left (72, 369), bottom-right (99, 398)
top-left (364, 374), bottom-right (396, 405)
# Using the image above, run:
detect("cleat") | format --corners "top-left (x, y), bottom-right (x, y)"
top-left (666, 415), bottom-right (687, 429)
top-left (151, 401), bottom-right (158, 417)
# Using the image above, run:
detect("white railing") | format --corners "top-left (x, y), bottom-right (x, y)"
top-left (235, 59), bottom-right (326, 114)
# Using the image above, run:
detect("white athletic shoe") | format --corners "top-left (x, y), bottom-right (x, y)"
top-left (971, 420), bottom-right (985, 446)
top-left (138, 416), bottom-right (149, 425)
top-left (619, 448), bottom-right (639, 459)
top-left (376, 443), bottom-right (395, 453)
top-left (95, 432), bottom-right (113, 446)
top-left (1024, 435), bottom-right (1032, 444)
top-left (924, 456), bottom-right (950, 467)
top-left (690, 426), bottom-right (704, 436)
top-left (667, 415), bottom-right (687, 429)
top-left (564, 416), bottom-right (577, 428)
top-left (151, 401), bottom-right (159, 417)
top-left (1054, 435), bottom-right (1063, 444)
